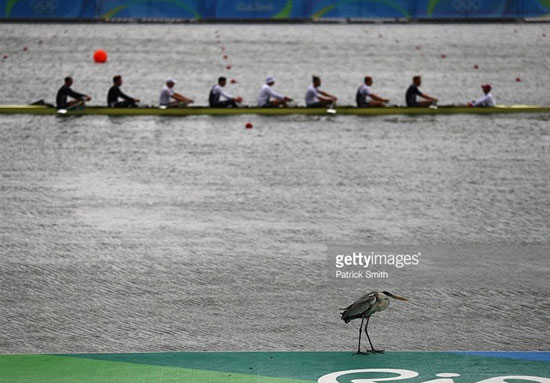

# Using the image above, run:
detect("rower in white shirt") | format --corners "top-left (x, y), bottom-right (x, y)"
top-left (159, 77), bottom-right (193, 107)
top-left (356, 76), bottom-right (389, 107)
top-left (305, 76), bottom-right (337, 108)
top-left (257, 76), bottom-right (292, 107)
top-left (469, 84), bottom-right (496, 107)
top-left (209, 77), bottom-right (242, 107)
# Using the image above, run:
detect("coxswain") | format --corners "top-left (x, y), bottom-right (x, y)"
top-left (468, 84), bottom-right (495, 107)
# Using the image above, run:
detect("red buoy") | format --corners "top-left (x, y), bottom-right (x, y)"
top-left (415, 46), bottom-right (421, 50)
top-left (226, 65), bottom-right (231, 70)
top-left (516, 77), bottom-right (521, 82)
top-left (23, 46), bottom-right (28, 51)
top-left (473, 64), bottom-right (479, 69)
top-left (230, 79), bottom-right (237, 84)
top-left (2, 55), bottom-right (8, 60)
top-left (93, 49), bottom-right (108, 63)
top-left (245, 122), bottom-right (253, 129)
top-left (223, 55), bottom-right (228, 59)
top-left (440, 54), bottom-right (446, 59)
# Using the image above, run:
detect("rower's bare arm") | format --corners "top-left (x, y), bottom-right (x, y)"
top-left (173, 92), bottom-right (193, 104)
top-left (371, 93), bottom-right (389, 102)
top-left (421, 92), bottom-right (438, 102)
top-left (319, 90), bottom-right (338, 100)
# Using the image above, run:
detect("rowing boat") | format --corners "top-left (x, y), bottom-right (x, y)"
top-left (1, 105), bottom-right (549, 116)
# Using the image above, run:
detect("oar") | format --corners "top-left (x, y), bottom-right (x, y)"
top-left (326, 101), bottom-right (337, 115)
top-left (57, 100), bottom-right (83, 115)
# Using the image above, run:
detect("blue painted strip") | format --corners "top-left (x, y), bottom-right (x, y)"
top-left (454, 351), bottom-right (550, 362)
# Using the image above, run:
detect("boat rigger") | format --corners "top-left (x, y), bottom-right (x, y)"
top-left (0, 105), bottom-right (549, 116)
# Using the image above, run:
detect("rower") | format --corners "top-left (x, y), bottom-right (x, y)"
top-left (209, 77), bottom-right (242, 107)
top-left (469, 84), bottom-right (495, 107)
top-left (159, 78), bottom-right (193, 107)
top-left (356, 76), bottom-right (389, 107)
top-left (107, 75), bottom-right (139, 108)
top-left (305, 75), bottom-right (337, 108)
top-left (257, 76), bottom-right (292, 107)
top-left (405, 75), bottom-right (438, 107)
top-left (56, 77), bottom-right (91, 109)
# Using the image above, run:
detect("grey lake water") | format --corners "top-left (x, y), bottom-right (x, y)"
top-left (0, 23), bottom-right (549, 354)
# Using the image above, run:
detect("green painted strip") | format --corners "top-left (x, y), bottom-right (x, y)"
top-left (427, 0), bottom-right (441, 17)
top-left (101, 5), bottom-right (128, 20)
top-left (273, 0), bottom-right (293, 19)
top-left (312, 5), bottom-right (337, 18)
top-left (5, 0), bottom-right (20, 17)
top-left (0, 354), bottom-right (313, 383)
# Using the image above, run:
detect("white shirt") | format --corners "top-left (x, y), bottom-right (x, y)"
top-left (305, 85), bottom-right (320, 106)
top-left (160, 85), bottom-right (174, 105)
top-left (211, 84), bottom-right (233, 100)
top-left (472, 92), bottom-right (495, 107)
top-left (257, 84), bottom-right (285, 106)
top-left (358, 84), bottom-right (372, 99)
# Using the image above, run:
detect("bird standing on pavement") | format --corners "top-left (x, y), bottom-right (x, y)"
top-left (340, 291), bottom-right (408, 354)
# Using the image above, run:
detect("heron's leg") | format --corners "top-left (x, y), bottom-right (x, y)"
top-left (364, 316), bottom-right (384, 353)
top-left (354, 315), bottom-right (366, 355)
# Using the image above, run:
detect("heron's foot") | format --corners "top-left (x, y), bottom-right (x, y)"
top-left (368, 349), bottom-right (385, 354)
top-left (354, 351), bottom-right (368, 355)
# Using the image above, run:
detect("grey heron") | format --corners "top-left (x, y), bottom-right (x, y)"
top-left (340, 291), bottom-right (408, 354)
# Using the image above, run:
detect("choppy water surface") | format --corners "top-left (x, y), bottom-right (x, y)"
top-left (0, 24), bottom-right (549, 354)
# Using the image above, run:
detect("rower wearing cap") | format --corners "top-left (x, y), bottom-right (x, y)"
top-left (107, 75), bottom-right (139, 108)
top-left (257, 76), bottom-right (292, 107)
top-left (356, 76), bottom-right (389, 107)
top-left (469, 84), bottom-right (496, 107)
top-left (305, 76), bottom-right (337, 108)
top-left (159, 78), bottom-right (193, 107)
top-left (56, 76), bottom-right (91, 109)
top-left (209, 77), bottom-right (242, 108)
top-left (405, 75), bottom-right (438, 107)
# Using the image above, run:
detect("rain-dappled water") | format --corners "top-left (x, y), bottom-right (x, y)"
top-left (0, 23), bottom-right (549, 354)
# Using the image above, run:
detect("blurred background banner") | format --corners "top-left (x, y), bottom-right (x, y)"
top-left (1, 0), bottom-right (549, 20)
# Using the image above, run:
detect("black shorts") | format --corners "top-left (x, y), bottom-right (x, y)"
top-left (260, 101), bottom-right (276, 107)
top-left (306, 102), bottom-right (323, 108)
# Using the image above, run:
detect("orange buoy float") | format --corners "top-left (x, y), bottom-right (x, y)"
top-left (93, 49), bottom-right (108, 63)
top-left (245, 122), bottom-right (253, 129)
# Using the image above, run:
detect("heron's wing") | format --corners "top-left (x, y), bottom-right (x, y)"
top-left (340, 292), bottom-right (377, 322)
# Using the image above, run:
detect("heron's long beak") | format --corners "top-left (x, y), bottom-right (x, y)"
top-left (393, 295), bottom-right (408, 301)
